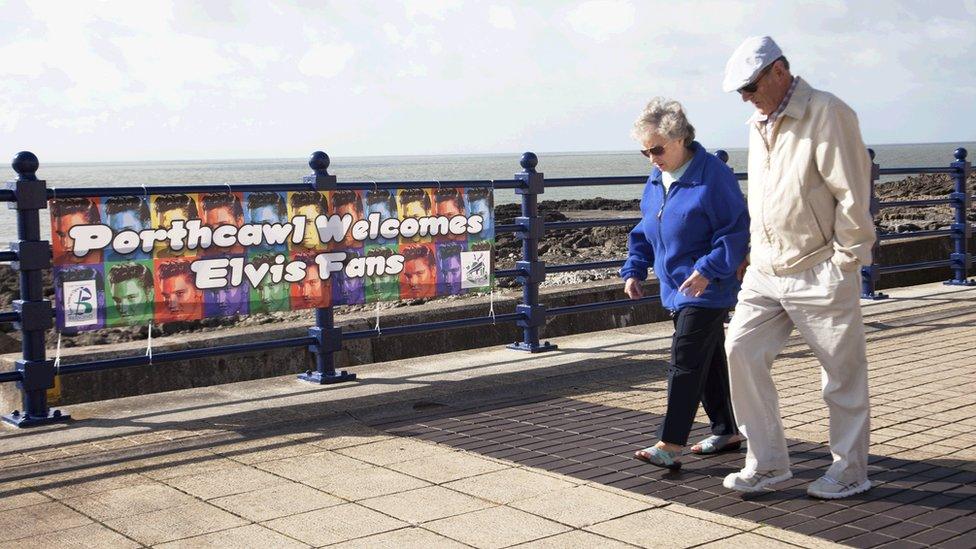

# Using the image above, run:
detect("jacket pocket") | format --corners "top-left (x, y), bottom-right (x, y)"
top-left (809, 200), bottom-right (830, 243)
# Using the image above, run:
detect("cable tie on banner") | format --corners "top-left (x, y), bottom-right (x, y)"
top-left (488, 285), bottom-right (496, 324)
top-left (145, 322), bottom-right (153, 364)
top-left (374, 302), bottom-right (381, 334)
top-left (53, 333), bottom-right (62, 375)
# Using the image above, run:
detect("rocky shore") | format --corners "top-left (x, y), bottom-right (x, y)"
top-left (1, 171), bottom-right (972, 352)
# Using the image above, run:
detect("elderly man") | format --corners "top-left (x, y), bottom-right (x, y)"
top-left (721, 36), bottom-right (875, 499)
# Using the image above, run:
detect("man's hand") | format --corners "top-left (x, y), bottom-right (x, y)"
top-left (679, 270), bottom-right (709, 297)
top-left (624, 278), bottom-right (644, 300)
top-left (737, 258), bottom-right (749, 281)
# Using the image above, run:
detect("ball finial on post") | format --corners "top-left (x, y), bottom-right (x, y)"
top-left (955, 148), bottom-right (968, 162)
top-left (519, 152), bottom-right (538, 173)
top-left (715, 150), bottom-right (729, 164)
top-left (868, 148), bottom-right (876, 161)
top-left (12, 151), bottom-right (39, 182)
top-left (308, 151), bottom-right (330, 175)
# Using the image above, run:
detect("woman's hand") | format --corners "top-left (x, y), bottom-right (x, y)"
top-left (624, 278), bottom-right (644, 300)
top-left (737, 258), bottom-right (749, 281)
top-left (678, 270), bottom-right (709, 297)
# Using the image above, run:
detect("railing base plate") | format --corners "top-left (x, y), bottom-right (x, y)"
top-left (297, 371), bottom-right (357, 385)
top-left (861, 292), bottom-right (889, 300)
top-left (943, 279), bottom-right (976, 286)
top-left (2, 410), bottom-right (70, 428)
top-left (507, 341), bottom-right (559, 353)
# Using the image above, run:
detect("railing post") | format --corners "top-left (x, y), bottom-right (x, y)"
top-left (3, 152), bottom-right (68, 427)
top-left (298, 151), bottom-right (356, 384)
top-left (945, 147), bottom-right (974, 286)
top-left (861, 148), bottom-right (888, 299)
top-left (507, 152), bottom-right (556, 353)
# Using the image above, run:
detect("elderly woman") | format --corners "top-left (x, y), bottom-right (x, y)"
top-left (621, 98), bottom-right (750, 469)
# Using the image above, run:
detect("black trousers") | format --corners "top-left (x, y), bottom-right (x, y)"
top-left (658, 306), bottom-right (738, 446)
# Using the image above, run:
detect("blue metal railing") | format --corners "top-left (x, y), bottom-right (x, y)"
top-left (859, 148), bottom-right (973, 298)
top-left (0, 145), bottom-right (971, 427)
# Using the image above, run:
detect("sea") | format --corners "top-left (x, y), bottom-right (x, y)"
top-left (2, 141), bottom-right (972, 247)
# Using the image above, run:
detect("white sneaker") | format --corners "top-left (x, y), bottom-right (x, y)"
top-left (807, 475), bottom-right (872, 499)
top-left (723, 469), bottom-right (792, 493)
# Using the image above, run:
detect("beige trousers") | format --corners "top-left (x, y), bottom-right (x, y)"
top-left (726, 259), bottom-right (870, 483)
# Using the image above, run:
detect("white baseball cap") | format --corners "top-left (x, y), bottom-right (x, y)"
top-left (722, 36), bottom-right (783, 93)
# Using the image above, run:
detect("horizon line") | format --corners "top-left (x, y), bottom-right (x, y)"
top-left (21, 139), bottom-right (975, 167)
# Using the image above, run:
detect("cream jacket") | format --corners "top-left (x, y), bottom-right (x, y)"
top-left (746, 77), bottom-right (875, 275)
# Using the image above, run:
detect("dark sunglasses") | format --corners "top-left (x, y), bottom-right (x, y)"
top-left (737, 62), bottom-right (776, 94)
top-left (640, 145), bottom-right (666, 158)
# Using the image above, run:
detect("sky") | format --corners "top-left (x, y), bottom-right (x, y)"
top-left (1, 0), bottom-right (974, 162)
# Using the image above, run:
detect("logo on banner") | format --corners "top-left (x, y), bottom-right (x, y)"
top-left (63, 280), bottom-right (98, 327)
top-left (461, 251), bottom-right (489, 289)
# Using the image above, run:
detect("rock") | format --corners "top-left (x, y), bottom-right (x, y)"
top-left (0, 331), bottom-right (18, 354)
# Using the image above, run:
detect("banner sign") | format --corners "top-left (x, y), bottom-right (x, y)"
top-left (49, 187), bottom-right (494, 332)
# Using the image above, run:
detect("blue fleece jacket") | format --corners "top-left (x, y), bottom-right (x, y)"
top-left (620, 141), bottom-right (750, 311)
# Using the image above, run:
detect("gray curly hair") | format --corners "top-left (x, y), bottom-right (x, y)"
top-left (631, 97), bottom-right (696, 145)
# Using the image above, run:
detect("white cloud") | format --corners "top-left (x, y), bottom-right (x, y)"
top-left (0, 99), bottom-right (22, 133)
top-left (229, 43), bottom-right (282, 69)
top-left (397, 62), bottom-right (429, 78)
top-left (46, 112), bottom-right (110, 133)
top-left (851, 48), bottom-right (883, 67)
top-left (298, 42), bottom-right (355, 78)
top-left (279, 81), bottom-right (310, 93)
top-left (403, 0), bottom-right (462, 21)
top-left (488, 5), bottom-right (516, 30)
top-left (565, 0), bottom-right (636, 42)
top-left (383, 23), bottom-right (402, 44)
top-left (0, 0), bottom-right (972, 159)
top-left (112, 33), bottom-right (237, 110)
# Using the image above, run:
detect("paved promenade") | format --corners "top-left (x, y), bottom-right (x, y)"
top-left (0, 281), bottom-right (974, 548)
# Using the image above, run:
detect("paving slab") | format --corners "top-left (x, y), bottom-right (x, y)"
top-left (386, 449), bottom-right (511, 483)
top-left (164, 464), bottom-right (286, 500)
top-left (261, 502), bottom-right (408, 547)
top-left (585, 507), bottom-right (740, 548)
top-left (698, 531), bottom-right (800, 548)
top-left (0, 501), bottom-right (92, 543)
top-left (104, 501), bottom-right (248, 546)
top-left (423, 505), bottom-right (572, 549)
top-left (442, 467), bottom-right (578, 504)
top-left (208, 482), bottom-right (343, 522)
top-left (62, 481), bottom-right (195, 521)
top-left (327, 526), bottom-right (470, 548)
top-left (511, 530), bottom-right (636, 548)
top-left (335, 436), bottom-right (454, 465)
top-left (359, 485), bottom-right (493, 524)
top-left (509, 483), bottom-right (656, 528)
top-left (0, 483), bottom-right (49, 511)
top-left (154, 524), bottom-right (310, 549)
top-left (0, 522), bottom-right (139, 549)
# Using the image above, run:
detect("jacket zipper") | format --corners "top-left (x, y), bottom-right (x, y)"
top-left (656, 181), bottom-right (678, 308)
top-left (759, 124), bottom-right (776, 262)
